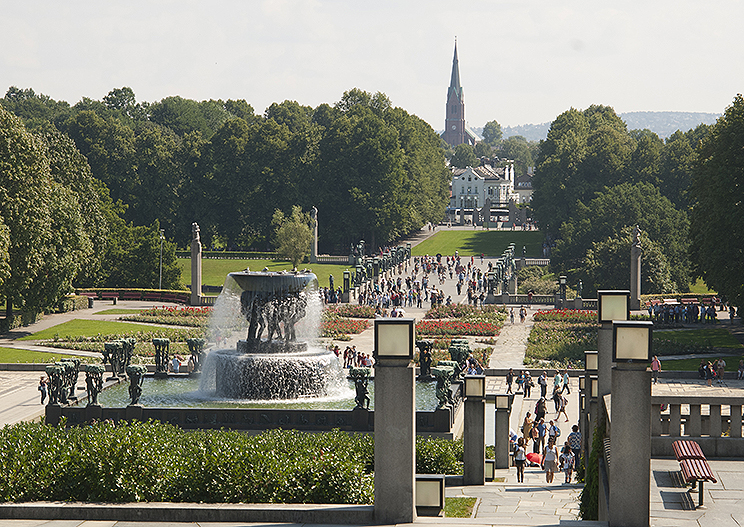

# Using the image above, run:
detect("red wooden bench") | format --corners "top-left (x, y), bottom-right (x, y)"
top-left (100, 292), bottom-right (119, 303)
top-left (672, 440), bottom-right (717, 508)
top-left (121, 291), bottom-right (142, 300)
top-left (79, 292), bottom-right (98, 299)
top-left (144, 293), bottom-right (162, 301)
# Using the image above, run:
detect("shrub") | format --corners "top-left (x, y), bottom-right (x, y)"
top-left (0, 422), bottom-right (468, 503)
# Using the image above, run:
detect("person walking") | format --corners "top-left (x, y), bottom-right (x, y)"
top-left (716, 358), bottom-right (726, 382)
top-left (535, 418), bottom-right (547, 454)
top-left (510, 308), bottom-right (515, 324)
top-left (651, 355), bottom-right (661, 384)
top-left (560, 444), bottom-right (575, 484)
top-left (553, 370), bottom-right (563, 394)
top-left (543, 437), bottom-right (559, 483)
top-left (548, 419), bottom-right (561, 443)
top-left (538, 371), bottom-right (548, 398)
top-left (562, 370), bottom-right (570, 394)
top-left (557, 393), bottom-right (569, 422)
top-left (38, 376), bottom-right (47, 405)
top-left (506, 368), bottom-right (515, 394)
top-left (522, 412), bottom-right (534, 446)
top-left (514, 437), bottom-right (527, 483)
top-left (523, 371), bottom-right (533, 398)
top-left (567, 424), bottom-right (582, 472)
top-left (535, 397), bottom-right (547, 422)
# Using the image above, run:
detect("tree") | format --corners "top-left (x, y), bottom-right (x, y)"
top-left (553, 182), bottom-right (690, 294)
top-left (497, 135), bottom-right (536, 175)
top-left (482, 120), bottom-right (502, 145)
top-left (583, 226), bottom-right (675, 296)
top-left (532, 105), bottom-right (632, 239)
top-left (450, 143), bottom-right (477, 168)
top-left (690, 95), bottom-right (744, 306)
top-left (101, 220), bottom-right (182, 289)
top-left (0, 105), bottom-right (90, 318)
top-left (272, 206), bottom-right (313, 269)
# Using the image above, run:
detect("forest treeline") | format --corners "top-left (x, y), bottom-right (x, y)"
top-left (2, 86), bottom-right (450, 254)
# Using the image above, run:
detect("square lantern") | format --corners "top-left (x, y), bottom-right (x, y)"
top-left (485, 459), bottom-right (496, 482)
top-left (416, 474), bottom-right (445, 516)
top-left (579, 376), bottom-right (586, 392)
top-left (495, 394), bottom-right (510, 410)
top-left (464, 375), bottom-right (486, 399)
top-left (580, 394), bottom-right (586, 411)
top-left (612, 320), bottom-right (653, 363)
top-left (374, 318), bottom-right (415, 360)
top-left (584, 350), bottom-right (598, 372)
top-left (559, 275), bottom-right (567, 286)
top-left (590, 376), bottom-right (599, 399)
top-left (597, 290), bottom-right (630, 323)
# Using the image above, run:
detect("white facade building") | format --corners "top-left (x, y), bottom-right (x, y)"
top-left (449, 165), bottom-right (521, 212)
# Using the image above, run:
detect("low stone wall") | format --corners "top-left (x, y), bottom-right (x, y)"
top-left (0, 502), bottom-right (374, 524)
top-left (46, 382), bottom-right (465, 439)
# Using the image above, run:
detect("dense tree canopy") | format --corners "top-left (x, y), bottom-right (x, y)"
top-left (552, 182), bottom-right (690, 295)
top-left (690, 95), bottom-right (744, 306)
top-left (449, 143), bottom-right (477, 169)
top-left (3, 86), bottom-right (450, 256)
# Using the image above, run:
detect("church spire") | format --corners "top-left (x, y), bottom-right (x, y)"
top-left (449, 38), bottom-right (462, 100)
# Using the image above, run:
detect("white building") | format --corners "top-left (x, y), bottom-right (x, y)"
top-left (449, 165), bottom-right (521, 213)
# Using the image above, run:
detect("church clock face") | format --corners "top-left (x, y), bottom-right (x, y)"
top-left (451, 125), bottom-right (456, 130)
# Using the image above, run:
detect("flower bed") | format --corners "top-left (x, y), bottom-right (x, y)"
top-left (320, 314), bottom-right (369, 338)
top-left (121, 306), bottom-right (213, 327)
top-left (416, 319), bottom-right (500, 337)
top-left (533, 309), bottom-right (597, 323)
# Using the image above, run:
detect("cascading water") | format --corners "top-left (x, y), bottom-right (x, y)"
top-left (199, 269), bottom-right (348, 400)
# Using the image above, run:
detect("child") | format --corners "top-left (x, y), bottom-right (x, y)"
top-left (560, 444), bottom-right (575, 483)
top-left (514, 437), bottom-right (527, 483)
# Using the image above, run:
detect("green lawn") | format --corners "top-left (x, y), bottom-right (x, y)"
top-left (94, 309), bottom-right (143, 315)
top-left (689, 277), bottom-right (717, 295)
top-left (0, 347), bottom-right (82, 363)
top-left (662, 355), bottom-right (743, 372)
top-left (412, 230), bottom-right (544, 257)
top-left (17, 319), bottom-right (168, 341)
top-left (445, 497), bottom-right (477, 518)
top-left (177, 258), bottom-right (352, 290)
top-left (654, 328), bottom-right (742, 348)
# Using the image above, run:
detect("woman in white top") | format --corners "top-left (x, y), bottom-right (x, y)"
top-left (543, 437), bottom-right (559, 483)
top-left (514, 437), bottom-right (527, 483)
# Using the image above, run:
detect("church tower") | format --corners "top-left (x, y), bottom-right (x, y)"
top-left (442, 40), bottom-right (470, 147)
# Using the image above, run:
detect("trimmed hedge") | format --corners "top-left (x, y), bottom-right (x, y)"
top-left (175, 251), bottom-right (279, 260)
top-left (0, 421), bottom-right (465, 504)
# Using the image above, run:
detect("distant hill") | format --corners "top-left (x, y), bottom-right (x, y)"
top-left (473, 111), bottom-right (720, 142)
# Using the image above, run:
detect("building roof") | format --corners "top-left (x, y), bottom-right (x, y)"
top-left (448, 41), bottom-right (463, 102)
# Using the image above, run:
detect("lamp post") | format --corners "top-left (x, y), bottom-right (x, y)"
top-left (159, 229), bottom-right (165, 290)
top-left (583, 350), bottom-right (598, 457)
top-left (374, 318), bottom-right (416, 524)
top-left (494, 393), bottom-right (511, 469)
top-left (597, 290), bottom-right (630, 421)
top-left (610, 320), bottom-right (652, 527)
top-left (463, 375), bottom-right (486, 485)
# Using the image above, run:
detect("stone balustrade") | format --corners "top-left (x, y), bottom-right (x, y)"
top-left (651, 395), bottom-right (744, 457)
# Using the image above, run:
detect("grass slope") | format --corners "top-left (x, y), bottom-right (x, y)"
top-left (663, 355), bottom-right (743, 372)
top-left (655, 328), bottom-right (742, 348)
top-left (177, 258), bottom-right (351, 289)
top-left (0, 347), bottom-right (81, 363)
top-left (18, 319), bottom-right (168, 341)
top-left (412, 230), bottom-right (544, 257)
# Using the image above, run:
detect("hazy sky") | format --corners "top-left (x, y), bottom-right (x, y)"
top-left (2, 1), bottom-right (741, 129)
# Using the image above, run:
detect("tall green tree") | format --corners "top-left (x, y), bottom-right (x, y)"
top-left (272, 206), bottom-right (313, 268)
top-left (690, 95), bottom-right (744, 306)
top-left (0, 105), bottom-right (90, 318)
top-left (553, 182), bottom-right (690, 294)
top-left (482, 120), bottom-right (502, 145)
top-left (449, 143), bottom-right (477, 168)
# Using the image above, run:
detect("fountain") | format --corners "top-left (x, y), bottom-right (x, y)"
top-left (207, 269), bottom-right (343, 400)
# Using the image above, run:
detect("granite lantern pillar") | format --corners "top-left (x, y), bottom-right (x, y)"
top-left (609, 320), bottom-right (652, 527)
top-left (374, 318), bottom-right (416, 524)
top-left (494, 394), bottom-right (511, 469)
top-left (463, 375), bottom-right (486, 485)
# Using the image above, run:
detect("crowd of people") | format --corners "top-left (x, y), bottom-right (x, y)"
top-left (647, 301), bottom-right (728, 325)
top-left (511, 368), bottom-right (582, 484)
